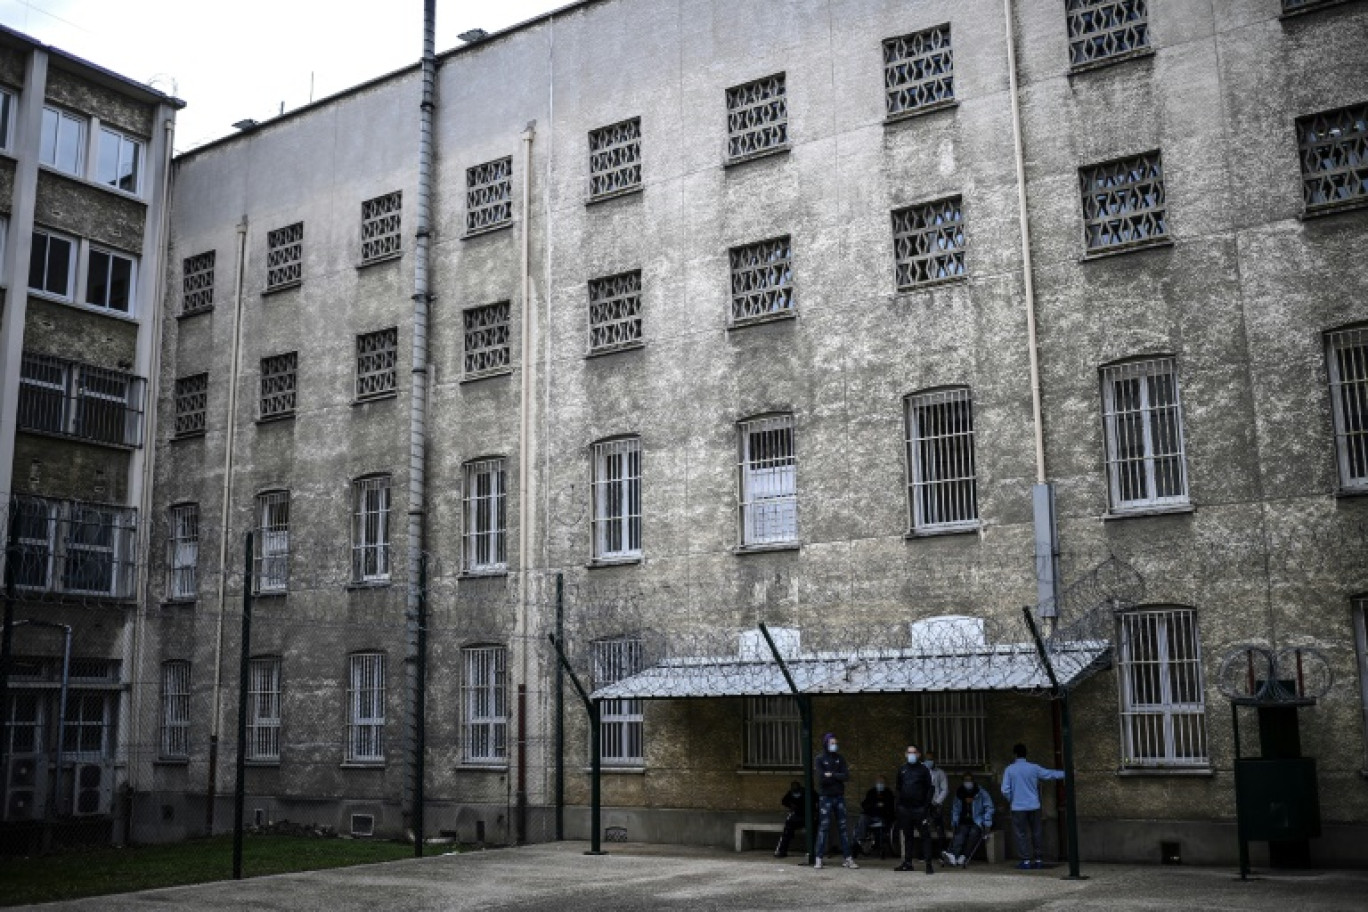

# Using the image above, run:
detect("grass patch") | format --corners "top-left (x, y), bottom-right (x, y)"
top-left (0, 834), bottom-right (416, 906)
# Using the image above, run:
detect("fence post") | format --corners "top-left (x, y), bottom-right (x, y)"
top-left (232, 532), bottom-right (254, 879)
top-left (758, 622), bottom-right (814, 864)
top-left (1022, 607), bottom-right (1085, 880)
top-left (555, 573), bottom-right (564, 841)
top-left (0, 515), bottom-right (18, 789)
top-left (413, 552), bottom-right (427, 858)
top-left (548, 632), bottom-right (605, 855)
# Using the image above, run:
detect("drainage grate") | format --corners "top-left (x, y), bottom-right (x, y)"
top-left (605, 826), bottom-right (628, 842)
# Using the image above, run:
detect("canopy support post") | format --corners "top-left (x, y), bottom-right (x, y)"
top-left (548, 634), bottom-right (606, 856)
top-left (1023, 608), bottom-right (1085, 881)
top-left (758, 623), bottom-right (814, 866)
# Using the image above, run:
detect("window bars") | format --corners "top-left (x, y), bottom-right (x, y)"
top-left (915, 691), bottom-right (987, 767)
top-left (739, 415), bottom-right (797, 547)
top-left (883, 24), bottom-right (954, 119)
top-left (360, 191), bottom-right (402, 262)
top-left (588, 271), bottom-right (644, 354)
top-left (247, 657), bottom-right (281, 762)
top-left (1297, 102), bottom-right (1368, 214)
top-left (1117, 608), bottom-right (1208, 767)
top-left (9, 497), bottom-right (138, 598)
top-left (592, 438), bottom-right (642, 560)
top-left (726, 74), bottom-right (788, 161)
top-left (466, 157), bottom-right (513, 234)
top-left (352, 476), bottom-right (391, 583)
top-left (744, 696), bottom-right (803, 768)
top-left (259, 352), bottom-right (297, 420)
top-left (182, 250), bottom-right (215, 313)
top-left (463, 645), bottom-right (508, 763)
top-left (463, 459), bottom-right (507, 574)
top-left (905, 388), bottom-right (978, 532)
top-left (1327, 327), bottom-right (1368, 491)
top-left (347, 653), bottom-right (385, 763)
top-left (65, 692), bottom-right (114, 759)
top-left (265, 222), bottom-right (303, 290)
top-left (253, 491), bottom-right (290, 593)
top-left (594, 638), bottom-right (644, 765)
top-left (1080, 151), bottom-right (1167, 254)
top-left (173, 373), bottom-right (208, 438)
top-left (18, 353), bottom-right (145, 447)
top-left (1100, 358), bottom-right (1189, 511)
top-left (463, 302), bottom-right (511, 377)
top-left (1066, 0), bottom-right (1150, 69)
top-left (355, 328), bottom-right (398, 400)
top-left (893, 197), bottom-right (966, 289)
top-left (160, 661), bottom-right (190, 760)
top-left (589, 118), bottom-right (642, 199)
top-left (167, 503), bottom-right (199, 601)
top-left (730, 237), bottom-right (793, 325)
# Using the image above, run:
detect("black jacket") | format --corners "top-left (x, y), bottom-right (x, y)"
top-left (814, 750), bottom-right (850, 797)
top-left (860, 786), bottom-right (896, 821)
top-left (895, 761), bottom-right (933, 808)
top-left (781, 786), bottom-right (811, 816)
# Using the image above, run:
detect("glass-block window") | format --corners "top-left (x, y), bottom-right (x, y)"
top-left (738, 415), bottom-right (797, 547)
top-left (462, 645), bottom-right (507, 764)
top-left (265, 222), bottom-right (303, 290)
top-left (463, 302), bottom-right (511, 377)
top-left (1117, 607), bottom-right (1208, 768)
top-left (173, 373), bottom-right (208, 438)
top-left (361, 191), bottom-right (402, 262)
top-left (167, 503), bottom-right (199, 601)
top-left (594, 637), bottom-right (644, 766)
top-left (893, 196), bottom-right (966, 289)
top-left (160, 661), bottom-right (191, 760)
top-left (726, 73), bottom-right (788, 161)
top-left (1100, 357), bottom-right (1189, 511)
top-left (1066, 0), bottom-right (1150, 69)
top-left (744, 696), bottom-right (802, 768)
top-left (588, 271), bottom-right (643, 354)
top-left (247, 657), bottom-right (281, 762)
top-left (463, 458), bottom-right (507, 575)
top-left (592, 437), bottom-right (642, 561)
top-left (915, 692), bottom-right (987, 767)
top-left (85, 247), bottom-right (136, 314)
top-left (259, 352), bottom-right (297, 420)
top-left (39, 106), bottom-right (86, 176)
top-left (182, 251), bottom-right (215, 313)
top-left (97, 126), bottom-right (143, 194)
top-left (1080, 151), bottom-right (1167, 254)
top-left (253, 490), bottom-right (290, 594)
top-left (352, 475), bottom-right (391, 583)
top-left (729, 237), bottom-right (793, 325)
top-left (1327, 326), bottom-right (1368, 491)
top-left (355, 327), bottom-right (398, 400)
top-left (466, 156), bottom-right (513, 234)
top-left (905, 388), bottom-right (978, 532)
top-left (1297, 103), bottom-right (1368, 214)
top-left (883, 24), bottom-right (954, 119)
top-left (589, 118), bottom-right (642, 199)
top-left (347, 652), bottom-right (385, 764)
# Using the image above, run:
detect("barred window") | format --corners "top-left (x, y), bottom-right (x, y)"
top-left (463, 458), bottom-right (506, 575)
top-left (352, 476), bottom-right (391, 583)
top-left (915, 692), bottom-right (987, 767)
top-left (588, 271), bottom-right (643, 354)
top-left (744, 696), bottom-right (802, 768)
top-left (592, 438), bottom-right (642, 561)
top-left (883, 24), bottom-right (954, 119)
top-left (361, 191), bottom-right (402, 262)
top-left (1327, 327), bottom-right (1368, 491)
top-left (462, 645), bottom-right (507, 764)
top-left (85, 247), bottom-right (136, 314)
top-left (893, 196), bottom-right (965, 289)
top-left (726, 73), bottom-right (788, 161)
top-left (1066, 0), bottom-right (1150, 69)
top-left (1080, 151), bottom-right (1167, 254)
top-left (167, 503), bottom-right (199, 601)
top-left (18, 353), bottom-right (146, 447)
top-left (1101, 358), bottom-right (1188, 511)
top-left (463, 302), bottom-right (511, 377)
top-left (356, 328), bottom-right (398, 400)
top-left (594, 637), bottom-right (644, 765)
top-left (265, 222), bottom-right (303, 290)
top-left (259, 352), bottom-right (297, 420)
top-left (64, 691), bottom-right (114, 759)
top-left (589, 118), bottom-right (642, 199)
top-left (10, 497), bottom-right (137, 597)
top-left (1117, 607), bottom-right (1208, 768)
top-left (182, 251), bottom-right (215, 313)
top-left (347, 653), bottom-right (385, 764)
top-left (160, 661), bottom-right (190, 760)
top-left (1297, 103), bottom-right (1368, 214)
top-left (173, 373), bottom-right (208, 438)
top-left (905, 388), bottom-right (978, 532)
top-left (466, 157), bottom-right (512, 234)
top-left (730, 237), bottom-right (793, 325)
top-left (739, 415), bottom-right (797, 547)
top-left (253, 491), bottom-right (290, 594)
top-left (247, 657), bottom-right (281, 762)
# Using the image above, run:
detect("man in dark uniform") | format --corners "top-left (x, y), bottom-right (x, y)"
top-left (894, 744), bottom-right (935, 873)
top-left (775, 779), bottom-right (810, 858)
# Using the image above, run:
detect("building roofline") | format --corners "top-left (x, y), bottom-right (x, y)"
top-left (0, 22), bottom-right (186, 110)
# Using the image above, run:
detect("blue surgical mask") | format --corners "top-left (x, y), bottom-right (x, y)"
top-left (963, 781), bottom-right (975, 791)
top-left (875, 783), bottom-right (885, 792)
top-left (827, 742), bottom-right (838, 752)
top-left (925, 760), bottom-right (935, 769)
top-left (907, 752), bottom-right (918, 763)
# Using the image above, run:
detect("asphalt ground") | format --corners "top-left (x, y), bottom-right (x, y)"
top-left (15, 842), bottom-right (1368, 911)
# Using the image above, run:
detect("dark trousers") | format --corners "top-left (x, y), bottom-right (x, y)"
top-left (948, 822), bottom-right (983, 858)
top-left (815, 795), bottom-right (851, 859)
top-left (776, 811), bottom-right (803, 855)
top-left (1011, 809), bottom-right (1044, 862)
top-left (896, 803), bottom-right (933, 864)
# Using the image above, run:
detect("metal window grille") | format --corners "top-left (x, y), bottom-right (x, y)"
top-left (8, 497), bottom-right (137, 597)
top-left (265, 222), bottom-right (303, 290)
top-left (182, 251), bottom-right (215, 313)
top-left (883, 24), bottom-right (954, 119)
top-left (28, 229), bottom-right (75, 298)
top-left (18, 353), bottom-right (145, 447)
top-left (167, 503), bottom-right (198, 601)
top-left (588, 271), bottom-right (643, 354)
top-left (592, 438), bottom-right (642, 560)
top-left (463, 303), bottom-right (511, 377)
top-left (739, 415), bottom-right (797, 546)
top-left (96, 126), bottom-right (142, 194)
top-left (355, 328), bottom-right (398, 400)
top-left (247, 657), bottom-right (281, 762)
top-left (360, 191), bottom-right (402, 262)
top-left (730, 237), bottom-right (793, 324)
top-left (905, 388), bottom-right (978, 531)
top-left (744, 696), bottom-right (802, 768)
top-left (352, 476), bottom-right (391, 582)
top-left (259, 352), bottom-right (297, 419)
top-left (466, 157), bottom-right (512, 234)
top-left (726, 74), bottom-right (787, 161)
top-left (1080, 151), bottom-right (1168, 253)
top-left (174, 373), bottom-right (208, 438)
top-left (462, 646), bottom-right (507, 763)
top-left (63, 691), bottom-right (113, 759)
top-left (160, 661), bottom-right (190, 760)
top-left (253, 491), bottom-right (290, 594)
top-left (589, 118), bottom-right (642, 199)
top-left (463, 459), bottom-right (506, 574)
top-left (594, 638), bottom-right (644, 765)
top-left (85, 247), bottom-right (135, 314)
top-left (915, 692), bottom-right (987, 767)
top-left (1066, 0), bottom-right (1150, 68)
top-left (13, 497), bottom-right (56, 591)
top-left (347, 653), bottom-right (385, 763)
top-left (892, 197), bottom-right (966, 289)
top-left (1101, 358), bottom-right (1189, 510)
top-left (1328, 327), bottom-right (1368, 490)
top-left (1117, 608), bottom-right (1208, 767)
top-left (1297, 103), bottom-right (1368, 213)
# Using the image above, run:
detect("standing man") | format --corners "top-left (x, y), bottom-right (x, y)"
top-left (1000, 742), bottom-right (1065, 869)
top-left (924, 749), bottom-right (949, 853)
top-left (813, 732), bottom-right (857, 869)
top-left (894, 744), bottom-right (936, 874)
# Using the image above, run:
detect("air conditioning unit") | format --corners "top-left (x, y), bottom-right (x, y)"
top-left (70, 763), bottom-right (112, 817)
top-left (5, 758), bottom-right (41, 821)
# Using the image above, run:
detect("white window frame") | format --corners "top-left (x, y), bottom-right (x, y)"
top-left (160, 661), bottom-right (191, 760)
top-left (462, 645), bottom-right (507, 764)
top-left (905, 388), bottom-right (979, 533)
top-left (1100, 357), bottom-right (1189, 512)
top-left (0, 215), bottom-right (8, 284)
top-left (63, 691), bottom-right (115, 761)
top-left (1117, 607), bottom-right (1208, 768)
top-left (463, 458), bottom-right (506, 575)
top-left (738, 415), bottom-right (797, 547)
top-left (28, 229), bottom-right (77, 301)
top-left (0, 88), bottom-right (13, 152)
top-left (247, 657), bottom-right (282, 762)
top-left (1327, 327), bottom-right (1367, 492)
top-left (167, 503), bottom-right (199, 601)
top-left (347, 653), bottom-right (385, 764)
top-left (743, 696), bottom-right (802, 768)
top-left (594, 637), bottom-right (644, 766)
top-left (915, 691), bottom-right (987, 767)
top-left (592, 438), bottom-right (642, 561)
top-left (96, 125), bottom-right (143, 195)
top-left (84, 245), bottom-right (137, 314)
top-left (254, 491), bottom-right (290, 594)
top-left (352, 476), bottom-right (391, 582)
top-left (39, 106), bottom-right (87, 177)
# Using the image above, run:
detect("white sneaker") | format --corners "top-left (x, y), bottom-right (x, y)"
top-left (955, 855), bottom-right (966, 866)
top-left (940, 851), bottom-right (955, 866)
top-left (843, 858), bottom-right (859, 869)
top-left (814, 857), bottom-right (823, 869)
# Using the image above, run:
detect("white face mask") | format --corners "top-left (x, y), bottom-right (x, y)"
top-left (907, 752), bottom-right (919, 763)
top-left (827, 742), bottom-right (838, 753)
top-left (875, 783), bottom-right (885, 792)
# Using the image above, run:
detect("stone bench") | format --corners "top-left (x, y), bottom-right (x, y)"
top-left (734, 821), bottom-right (788, 853)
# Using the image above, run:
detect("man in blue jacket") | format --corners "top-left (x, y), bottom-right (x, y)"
top-left (942, 772), bottom-right (994, 866)
top-left (1000, 743), bottom-right (1065, 869)
top-left (813, 732), bottom-right (857, 869)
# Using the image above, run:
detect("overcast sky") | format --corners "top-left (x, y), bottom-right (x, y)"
top-left (0, 0), bottom-right (566, 152)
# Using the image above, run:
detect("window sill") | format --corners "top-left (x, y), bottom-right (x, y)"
top-left (588, 557), bottom-right (642, 569)
top-left (38, 162), bottom-right (148, 206)
top-left (895, 274), bottom-right (969, 295)
top-left (340, 762), bottom-right (386, 770)
top-left (462, 221), bottom-right (514, 240)
top-left (1068, 47), bottom-right (1155, 77)
top-left (153, 758), bottom-right (190, 767)
top-left (160, 598), bottom-right (197, 608)
top-left (728, 310), bottom-right (796, 331)
top-left (586, 185), bottom-right (644, 207)
top-left (16, 425), bottom-right (138, 452)
top-left (353, 392), bottom-right (399, 406)
top-left (1102, 504), bottom-right (1194, 521)
top-left (583, 766), bottom-right (645, 775)
top-left (256, 412), bottom-right (296, 425)
top-left (1301, 197), bottom-right (1368, 221)
top-left (586, 342), bottom-right (646, 359)
top-left (733, 542), bottom-right (800, 555)
top-left (357, 252), bottom-right (403, 269)
top-left (736, 767), bottom-right (802, 775)
top-left (346, 581), bottom-right (391, 591)
top-left (457, 763), bottom-right (509, 772)
top-left (252, 589), bottom-right (288, 599)
top-left (883, 99), bottom-right (959, 126)
top-left (1080, 237), bottom-right (1174, 262)
top-left (245, 760), bottom-right (281, 768)
top-left (905, 523), bottom-right (980, 539)
top-left (1115, 766), bottom-right (1213, 778)
top-left (724, 145), bottom-right (791, 169)
top-left (171, 431), bottom-right (207, 442)
top-left (262, 280), bottom-right (302, 296)
top-left (28, 290), bottom-right (140, 323)
top-left (1281, 1), bottom-right (1355, 21)
top-left (460, 570), bottom-right (509, 580)
top-left (1336, 487), bottom-right (1368, 499)
top-left (177, 306), bottom-right (214, 320)
top-left (461, 368), bottom-right (514, 384)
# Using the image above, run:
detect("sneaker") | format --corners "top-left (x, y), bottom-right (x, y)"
top-left (955, 855), bottom-right (966, 866)
top-left (843, 858), bottom-right (859, 869)
top-left (1016, 861), bottom-right (1034, 870)
top-left (814, 857), bottom-right (823, 869)
top-left (940, 850), bottom-right (955, 866)
top-left (895, 861), bottom-right (914, 872)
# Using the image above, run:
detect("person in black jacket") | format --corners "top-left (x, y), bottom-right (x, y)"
top-left (775, 780), bottom-right (810, 858)
top-left (853, 776), bottom-right (895, 857)
top-left (813, 731), bottom-right (857, 869)
top-left (894, 744), bottom-right (936, 874)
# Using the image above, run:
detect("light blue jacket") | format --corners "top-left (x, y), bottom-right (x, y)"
top-left (950, 786), bottom-right (995, 829)
top-left (1000, 757), bottom-right (1065, 811)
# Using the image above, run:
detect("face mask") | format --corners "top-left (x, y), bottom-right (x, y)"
top-left (875, 784), bottom-right (885, 792)
top-left (963, 782), bottom-right (975, 791)
top-left (792, 790), bottom-right (802, 797)
top-left (827, 742), bottom-right (838, 753)
top-left (924, 760), bottom-right (935, 769)
top-left (907, 752), bottom-right (919, 763)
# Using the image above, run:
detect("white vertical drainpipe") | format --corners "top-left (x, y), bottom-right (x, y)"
top-left (517, 120), bottom-right (536, 838)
